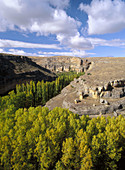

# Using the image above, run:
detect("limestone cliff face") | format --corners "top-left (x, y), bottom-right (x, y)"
top-left (29, 56), bottom-right (90, 72)
top-left (0, 53), bottom-right (56, 95)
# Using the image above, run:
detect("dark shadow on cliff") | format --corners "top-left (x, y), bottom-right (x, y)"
top-left (0, 56), bottom-right (16, 80)
top-left (0, 53), bottom-right (57, 95)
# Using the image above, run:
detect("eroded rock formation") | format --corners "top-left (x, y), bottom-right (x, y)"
top-left (29, 56), bottom-right (91, 72)
top-left (46, 57), bottom-right (125, 117)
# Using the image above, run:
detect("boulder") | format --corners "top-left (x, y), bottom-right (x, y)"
top-left (89, 89), bottom-right (99, 99)
top-left (113, 80), bottom-right (119, 87)
top-left (79, 93), bottom-right (84, 100)
top-left (98, 86), bottom-right (103, 93)
top-left (100, 91), bottom-right (111, 98)
top-left (112, 88), bottom-right (124, 98)
top-left (114, 111), bottom-right (118, 117)
top-left (74, 99), bottom-right (81, 104)
top-left (100, 99), bottom-right (109, 105)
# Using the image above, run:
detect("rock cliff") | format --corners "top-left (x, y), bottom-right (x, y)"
top-left (0, 53), bottom-right (56, 95)
top-left (46, 57), bottom-right (125, 117)
top-left (29, 56), bottom-right (91, 72)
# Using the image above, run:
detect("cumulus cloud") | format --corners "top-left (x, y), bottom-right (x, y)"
top-left (0, 0), bottom-right (76, 36)
top-left (0, 39), bottom-right (60, 49)
top-left (57, 33), bottom-right (93, 50)
top-left (79, 0), bottom-right (125, 34)
top-left (0, 0), bottom-right (93, 51)
top-left (30, 10), bottom-right (80, 36)
top-left (69, 33), bottom-right (93, 50)
top-left (0, 0), bottom-right (94, 51)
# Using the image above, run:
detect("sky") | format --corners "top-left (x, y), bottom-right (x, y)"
top-left (0, 0), bottom-right (125, 57)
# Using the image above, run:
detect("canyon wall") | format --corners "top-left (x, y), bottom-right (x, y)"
top-left (0, 53), bottom-right (56, 95)
top-left (29, 56), bottom-right (91, 73)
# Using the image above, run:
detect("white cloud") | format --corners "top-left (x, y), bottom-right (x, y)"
top-left (57, 33), bottom-right (93, 50)
top-left (0, 48), bottom-right (4, 53)
top-left (30, 9), bottom-right (80, 36)
top-left (0, 48), bottom-right (89, 57)
top-left (0, 0), bottom-right (94, 51)
top-left (8, 49), bottom-right (37, 56)
top-left (0, 39), bottom-right (60, 49)
top-left (0, 0), bottom-right (77, 36)
top-left (38, 50), bottom-right (89, 57)
top-left (79, 0), bottom-right (125, 34)
top-left (88, 38), bottom-right (125, 47)
top-left (1, 37), bottom-right (124, 58)
top-left (69, 33), bottom-right (93, 50)
top-left (0, 48), bottom-right (38, 56)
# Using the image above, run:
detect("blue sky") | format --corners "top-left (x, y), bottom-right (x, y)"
top-left (0, 0), bottom-right (125, 57)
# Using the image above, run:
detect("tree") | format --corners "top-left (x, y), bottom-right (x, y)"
top-left (41, 80), bottom-right (46, 105)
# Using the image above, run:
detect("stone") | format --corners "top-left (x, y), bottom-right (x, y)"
top-left (110, 81), bottom-right (114, 86)
top-left (114, 80), bottom-right (119, 87)
top-left (78, 91), bottom-right (84, 100)
top-left (84, 84), bottom-right (89, 93)
top-left (114, 111), bottom-right (118, 117)
top-left (79, 94), bottom-right (84, 100)
top-left (100, 99), bottom-right (109, 105)
top-left (100, 99), bottom-right (105, 104)
top-left (99, 112), bottom-right (102, 116)
top-left (98, 86), bottom-right (103, 93)
top-left (74, 99), bottom-right (81, 104)
top-left (111, 88), bottom-right (124, 98)
top-left (100, 91), bottom-right (111, 98)
top-left (89, 89), bottom-right (99, 99)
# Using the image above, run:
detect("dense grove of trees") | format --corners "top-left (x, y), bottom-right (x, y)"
top-left (0, 71), bottom-right (125, 169)
top-left (0, 71), bottom-right (84, 112)
top-left (15, 71), bottom-right (84, 107)
top-left (0, 106), bottom-right (125, 169)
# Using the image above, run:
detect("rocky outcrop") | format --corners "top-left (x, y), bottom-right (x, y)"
top-left (70, 78), bottom-right (125, 100)
top-left (29, 56), bottom-right (91, 73)
top-left (46, 57), bottom-right (125, 117)
top-left (0, 53), bottom-right (56, 95)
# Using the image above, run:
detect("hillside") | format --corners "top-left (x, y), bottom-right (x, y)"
top-left (46, 57), bottom-right (125, 117)
top-left (0, 53), bottom-right (56, 95)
